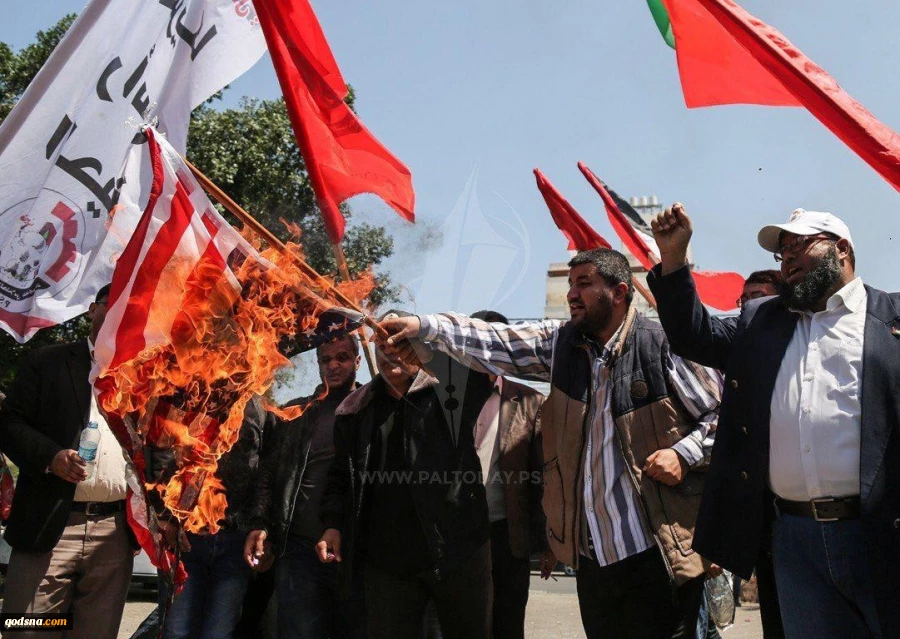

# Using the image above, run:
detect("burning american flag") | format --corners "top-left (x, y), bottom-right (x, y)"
top-left (90, 127), bottom-right (373, 588)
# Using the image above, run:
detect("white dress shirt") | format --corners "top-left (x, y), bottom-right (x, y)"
top-left (475, 377), bottom-right (507, 522)
top-left (74, 340), bottom-right (129, 502)
top-left (769, 277), bottom-right (866, 502)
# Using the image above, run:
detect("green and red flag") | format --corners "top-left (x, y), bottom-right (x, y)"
top-left (648, 0), bottom-right (900, 192)
top-left (647, 0), bottom-right (675, 49)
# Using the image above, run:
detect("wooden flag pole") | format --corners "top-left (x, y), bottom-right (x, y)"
top-left (183, 158), bottom-right (389, 341)
top-left (633, 277), bottom-right (657, 310)
top-left (331, 242), bottom-right (377, 377)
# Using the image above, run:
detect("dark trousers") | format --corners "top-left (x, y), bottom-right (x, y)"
top-left (490, 520), bottom-right (530, 639)
top-left (276, 538), bottom-right (366, 639)
top-left (235, 565), bottom-right (277, 639)
top-left (159, 529), bottom-right (252, 639)
top-left (575, 547), bottom-right (705, 639)
top-left (773, 514), bottom-right (881, 638)
top-left (755, 534), bottom-right (785, 639)
top-left (364, 540), bottom-right (493, 639)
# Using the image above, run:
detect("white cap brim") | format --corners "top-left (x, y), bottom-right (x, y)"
top-left (758, 222), bottom-right (825, 253)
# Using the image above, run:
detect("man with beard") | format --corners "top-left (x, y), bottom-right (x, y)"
top-left (378, 251), bottom-right (722, 639)
top-left (647, 206), bottom-right (900, 638)
top-left (245, 324), bottom-right (365, 639)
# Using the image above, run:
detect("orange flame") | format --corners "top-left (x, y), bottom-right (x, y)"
top-left (98, 237), bottom-right (373, 534)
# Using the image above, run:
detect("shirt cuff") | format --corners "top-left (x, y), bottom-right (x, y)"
top-left (419, 315), bottom-right (441, 341)
top-left (671, 439), bottom-right (703, 468)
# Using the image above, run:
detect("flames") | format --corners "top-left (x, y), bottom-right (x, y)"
top-left (98, 233), bottom-right (374, 534)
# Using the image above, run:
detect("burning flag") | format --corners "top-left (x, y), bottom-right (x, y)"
top-left (91, 127), bottom-right (373, 587)
top-left (253, 0), bottom-right (415, 244)
top-left (578, 162), bottom-right (744, 311)
top-left (650, 0), bottom-right (900, 192)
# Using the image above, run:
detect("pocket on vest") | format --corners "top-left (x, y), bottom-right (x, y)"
top-left (643, 475), bottom-right (703, 558)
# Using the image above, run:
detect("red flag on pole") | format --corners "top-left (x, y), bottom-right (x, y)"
top-left (254, 0), bottom-right (415, 243)
top-left (661, 0), bottom-right (900, 192)
top-left (534, 169), bottom-right (611, 251)
top-left (578, 162), bottom-right (744, 311)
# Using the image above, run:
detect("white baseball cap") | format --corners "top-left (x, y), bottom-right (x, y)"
top-left (757, 209), bottom-right (854, 253)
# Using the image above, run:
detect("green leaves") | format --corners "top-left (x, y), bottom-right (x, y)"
top-left (0, 14), bottom-right (76, 124)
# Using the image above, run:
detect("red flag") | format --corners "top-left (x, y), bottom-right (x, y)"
top-left (534, 169), bottom-right (611, 251)
top-left (254, 0), bottom-right (415, 243)
top-left (578, 162), bottom-right (744, 311)
top-left (662, 0), bottom-right (900, 192)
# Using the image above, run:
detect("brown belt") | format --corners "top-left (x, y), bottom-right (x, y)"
top-left (71, 500), bottom-right (126, 517)
top-left (775, 496), bottom-right (860, 522)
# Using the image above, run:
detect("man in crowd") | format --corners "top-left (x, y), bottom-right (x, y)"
top-left (245, 319), bottom-right (365, 639)
top-left (151, 397), bottom-right (272, 639)
top-left (379, 250), bottom-right (721, 639)
top-left (469, 310), bottom-right (553, 639)
top-left (317, 312), bottom-right (494, 639)
top-left (648, 205), bottom-right (900, 638)
top-left (738, 270), bottom-right (786, 308)
top-left (0, 284), bottom-right (135, 639)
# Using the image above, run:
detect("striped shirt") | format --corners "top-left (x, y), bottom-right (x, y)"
top-left (419, 312), bottom-right (721, 565)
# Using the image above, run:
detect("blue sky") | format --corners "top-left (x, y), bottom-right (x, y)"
top-left (3, 0), bottom-right (899, 323)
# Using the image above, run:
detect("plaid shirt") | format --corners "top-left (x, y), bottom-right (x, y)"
top-left (420, 313), bottom-right (721, 565)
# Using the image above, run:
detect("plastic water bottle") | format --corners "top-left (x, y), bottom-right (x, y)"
top-left (77, 421), bottom-right (100, 480)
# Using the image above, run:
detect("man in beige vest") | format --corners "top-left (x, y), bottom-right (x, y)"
top-left (379, 248), bottom-right (722, 639)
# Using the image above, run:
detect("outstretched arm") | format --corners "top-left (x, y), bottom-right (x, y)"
top-left (380, 313), bottom-right (559, 383)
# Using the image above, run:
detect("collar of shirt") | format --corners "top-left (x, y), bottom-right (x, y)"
top-left (585, 318), bottom-right (626, 364)
top-left (492, 376), bottom-right (503, 395)
top-left (794, 276), bottom-right (866, 317)
top-left (86, 337), bottom-right (96, 362)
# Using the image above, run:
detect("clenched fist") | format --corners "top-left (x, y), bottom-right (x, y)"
top-left (650, 203), bottom-right (693, 275)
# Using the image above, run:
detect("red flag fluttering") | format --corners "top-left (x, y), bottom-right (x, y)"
top-left (662, 0), bottom-right (900, 192)
top-left (254, 0), bottom-right (415, 244)
top-left (92, 128), bottom-right (373, 589)
top-left (577, 162), bottom-right (744, 311)
top-left (534, 169), bottom-right (611, 251)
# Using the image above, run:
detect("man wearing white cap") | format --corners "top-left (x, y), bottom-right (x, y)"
top-left (646, 204), bottom-right (900, 638)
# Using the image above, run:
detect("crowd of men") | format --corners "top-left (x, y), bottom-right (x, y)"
top-left (0, 205), bottom-right (896, 639)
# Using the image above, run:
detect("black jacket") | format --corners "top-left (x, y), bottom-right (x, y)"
top-left (320, 354), bottom-right (493, 592)
top-left (648, 264), bottom-right (900, 636)
top-left (249, 385), bottom-right (354, 556)
top-left (0, 342), bottom-right (93, 551)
